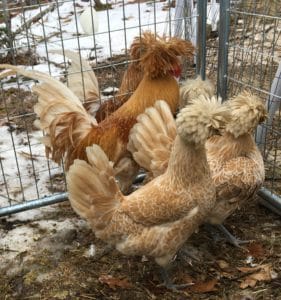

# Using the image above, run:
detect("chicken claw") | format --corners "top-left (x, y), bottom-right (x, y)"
top-left (216, 224), bottom-right (252, 248)
top-left (205, 224), bottom-right (252, 248)
top-left (158, 267), bottom-right (194, 292)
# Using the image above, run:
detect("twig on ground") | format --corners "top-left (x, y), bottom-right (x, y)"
top-left (12, 3), bottom-right (57, 37)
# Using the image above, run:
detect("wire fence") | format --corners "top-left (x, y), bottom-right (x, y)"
top-left (0, 0), bottom-right (280, 217)
top-left (225, 1), bottom-right (281, 204)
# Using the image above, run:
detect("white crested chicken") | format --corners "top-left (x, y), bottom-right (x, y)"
top-left (128, 89), bottom-right (267, 247)
top-left (0, 31), bottom-right (194, 193)
top-left (66, 95), bottom-right (230, 289)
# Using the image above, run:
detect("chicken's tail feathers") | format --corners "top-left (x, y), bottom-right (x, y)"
top-left (176, 95), bottom-right (231, 145)
top-left (225, 91), bottom-right (267, 137)
top-left (137, 31), bottom-right (194, 79)
top-left (50, 50), bottom-right (100, 103)
top-left (0, 64), bottom-right (97, 168)
top-left (67, 144), bottom-right (123, 230)
top-left (128, 100), bottom-right (176, 177)
top-left (180, 76), bottom-right (215, 108)
top-left (0, 64), bottom-right (85, 109)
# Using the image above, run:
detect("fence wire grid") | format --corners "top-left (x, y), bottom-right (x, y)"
top-left (0, 0), bottom-right (280, 216)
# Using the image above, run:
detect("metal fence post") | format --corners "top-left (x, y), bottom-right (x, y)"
top-left (217, 0), bottom-right (230, 101)
top-left (256, 61), bottom-right (281, 152)
top-left (196, 0), bottom-right (207, 80)
top-left (0, 193), bottom-right (68, 217)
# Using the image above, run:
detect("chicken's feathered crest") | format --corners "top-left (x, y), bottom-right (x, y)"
top-left (180, 76), bottom-right (215, 108)
top-left (137, 31), bottom-right (194, 79)
top-left (129, 34), bottom-right (146, 64)
top-left (225, 91), bottom-right (267, 138)
top-left (176, 95), bottom-right (231, 145)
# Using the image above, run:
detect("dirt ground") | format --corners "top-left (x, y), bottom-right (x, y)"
top-left (0, 196), bottom-right (280, 300)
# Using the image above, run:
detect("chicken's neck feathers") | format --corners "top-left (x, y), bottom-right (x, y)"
top-left (115, 74), bottom-right (178, 116)
top-left (208, 132), bottom-right (258, 161)
top-left (167, 136), bottom-right (210, 185)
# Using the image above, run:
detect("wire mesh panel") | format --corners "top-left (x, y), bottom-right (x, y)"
top-left (0, 0), bottom-right (197, 214)
top-left (225, 1), bottom-right (281, 197)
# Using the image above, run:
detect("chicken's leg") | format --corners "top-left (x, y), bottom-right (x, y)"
top-left (204, 223), bottom-right (252, 248)
top-left (215, 224), bottom-right (252, 248)
top-left (158, 267), bottom-right (193, 291)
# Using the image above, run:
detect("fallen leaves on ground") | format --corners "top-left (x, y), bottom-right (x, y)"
top-left (190, 278), bottom-right (218, 293)
top-left (98, 274), bottom-right (133, 290)
top-left (237, 264), bottom-right (277, 289)
top-left (217, 259), bottom-right (230, 270)
top-left (247, 242), bottom-right (266, 258)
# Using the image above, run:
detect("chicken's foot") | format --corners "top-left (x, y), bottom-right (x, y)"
top-left (204, 223), bottom-right (252, 248)
top-left (178, 248), bottom-right (200, 262)
top-left (216, 224), bottom-right (252, 248)
top-left (158, 267), bottom-right (193, 292)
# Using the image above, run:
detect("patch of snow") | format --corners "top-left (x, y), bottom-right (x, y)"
top-left (0, 126), bottom-right (64, 208)
top-left (83, 243), bottom-right (96, 258)
top-left (102, 86), bottom-right (119, 95)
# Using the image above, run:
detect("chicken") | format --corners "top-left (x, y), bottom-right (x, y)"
top-left (179, 75), bottom-right (215, 108)
top-left (128, 90), bottom-right (267, 247)
top-left (95, 34), bottom-right (144, 122)
top-left (0, 32), bottom-right (194, 192)
top-left (79, 5), bottom-right (99, 35)
top-left (205, 91), bottom-right (267, 245)
top-left (66, 95), bottom-right (230, 289)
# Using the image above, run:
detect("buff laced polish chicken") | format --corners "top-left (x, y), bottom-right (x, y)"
top-left (128, 88), bottom-right (267, 247)
top-left (66, 95), bottom-right (230, 290)
top-left (0, 32), bottom-right (194, 193)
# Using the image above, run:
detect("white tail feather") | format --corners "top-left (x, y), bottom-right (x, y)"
top-left (50, 50), bottom-right (100, 103)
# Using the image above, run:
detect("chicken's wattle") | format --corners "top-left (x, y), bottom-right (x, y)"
top-left (170, 65), bottom-right (182, 80)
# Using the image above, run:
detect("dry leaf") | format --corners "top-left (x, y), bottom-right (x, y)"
top-left (237, 264), bottom-right (277, 289)
top-left (217, 260), bottom-right (230, 269)
top-left (240, 277), bottom-right (258, 289)
top-left (178, 273), bottom-right (194, 285)
top-left (247, 243), bottom-right (266, 258)
top-left (190, 278), bottom-right (218, 293)
top-left (98, 274), bottom-right (133, 290)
